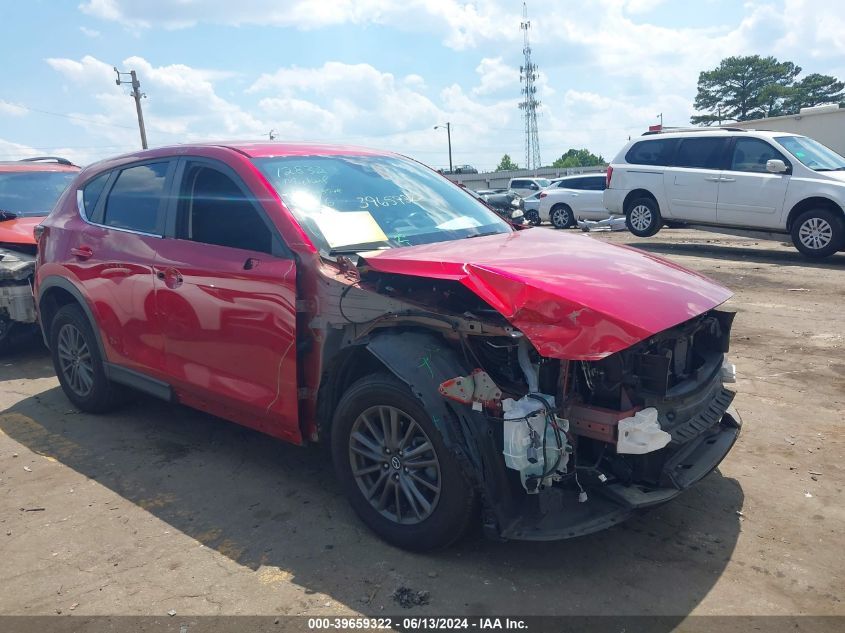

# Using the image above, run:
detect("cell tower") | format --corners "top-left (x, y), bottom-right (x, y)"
top-left (519, 2), bottom-right (541, 170)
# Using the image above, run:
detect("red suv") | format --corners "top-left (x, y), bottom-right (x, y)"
top-left (1, 157), bottom-right (79, 353)
top-left (35, 142), bottom-right (741, 550)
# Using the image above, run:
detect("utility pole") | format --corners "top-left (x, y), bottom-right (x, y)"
top-left (269, 129), bottom-right (277, 140)
top-left (657, 112), bottom-right (663, 128)
top-left (114, 67), bottom-right (148, 149)
top-left (434, 122), bottom-right (452, 172)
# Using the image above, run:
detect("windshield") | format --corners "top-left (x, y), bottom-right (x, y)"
top-left (776, 136), bottom-right (845, 171)
top-left (254, 154), bottom-right (511, 254)
top-left (0, 171), bottom-right (77, 218)
top-left (536, 179), bottom-right (551, 187)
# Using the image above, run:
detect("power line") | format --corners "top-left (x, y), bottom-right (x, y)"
top-left (0, 100), bottom-right (139, 131)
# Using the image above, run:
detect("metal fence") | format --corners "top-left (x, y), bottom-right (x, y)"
top-left (443, 165), bottom-right (606, 190)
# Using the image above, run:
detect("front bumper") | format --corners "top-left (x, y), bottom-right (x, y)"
top-left (498, 406), bottom-right (741, 541)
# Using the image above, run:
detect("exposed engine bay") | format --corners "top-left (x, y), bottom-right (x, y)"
top-left (0, 243), bottom-right (37, 349)
top-left (317, 261), bottom-right (741, 541)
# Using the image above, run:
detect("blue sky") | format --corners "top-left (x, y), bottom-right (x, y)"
top-left (0, 0), bottom-right (843, 170)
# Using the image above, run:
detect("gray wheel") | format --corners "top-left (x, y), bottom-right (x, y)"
top-left (349, 405), bottom-right (442, 525)
top-left (550, 204), bottom-right (573, 229)
top-left (49, 303), bottom-right (124, 413)
top-left (625, 196), bottom-right (662, 237)
top-left (791, 208), bottom-right (843, 258)
top-left (331, 373), bottom-right (475, 550)
top-left (56, 322), bottom-right (95, 397)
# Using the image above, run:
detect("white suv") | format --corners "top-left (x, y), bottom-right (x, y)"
top-left (604, 129), bottom-right (845, 258)
top-left (538, 173), bottom-right (609, 228)
top-left (507, 177), bottom-right (551, 198)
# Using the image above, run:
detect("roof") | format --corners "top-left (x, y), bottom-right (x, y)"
top-left (638, 128), bottom-right (798, 140)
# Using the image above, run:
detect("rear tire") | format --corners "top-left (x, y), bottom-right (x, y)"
top-left (550, 204), bottom-right (574, 229)
top-left (331, 373), bottom-right (476, 551)
top-left (791, 208), bottom-right (844, 259)
top-left (625, 196), bottom-right (662, 237)
top-left (49, 304), bottom-right (124, 413)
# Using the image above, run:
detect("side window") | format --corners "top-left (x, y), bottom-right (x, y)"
top-left (177, 163), bottom-right (273, 254)
top-left (730, 138), bottom-right (788, 173)
top-left (674, 138), bottom-right (728, 170)
top-left (561, 178), bottom-right (585, 190)
top-left (625, 139), bottom-right (676, 166)
top-left (103, 163), bottom-right (169, 234)
top-left (583, 177), bottom-right (607, 191)
top-left (81, 172), bottom-right (109, 217)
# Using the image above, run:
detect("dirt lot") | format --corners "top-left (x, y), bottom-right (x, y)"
top-left (1, 228), bottom-right (843, 619)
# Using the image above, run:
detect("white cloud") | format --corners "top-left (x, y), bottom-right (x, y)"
top-left (79, 0), bottom-right (521, 50)
top-left (0, 100), bottom-right (27, 117)
top-left (473, 57), bottom-right (516, 96)
top-left (79, 26), bottom-right (101, 38)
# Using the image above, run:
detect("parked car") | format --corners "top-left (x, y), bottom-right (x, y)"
top-left (441, 164), bottom-right (479, 175)
top-left (521, 191), bottom-right (542, 225)
top-left (35, 142), bottom-right (740, 550)
top-left (0, 157), bottom-right (79, 353)
top-left (468, 188), bottom-right (525, 223)
top-left (538, 173), bottom-right (609, 228)
top-left (507, 177), bottom-right (551, 198)
top-left (604, 129), bottom-right (845, 258)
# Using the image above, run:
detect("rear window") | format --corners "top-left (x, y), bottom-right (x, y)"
top-left (673, 138), bottom-right (728, 170)
top-left (625, 140), bottom-right (676, 166)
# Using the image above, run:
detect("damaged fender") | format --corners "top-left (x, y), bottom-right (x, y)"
top-left (366, 330), bottom-right (518, 535)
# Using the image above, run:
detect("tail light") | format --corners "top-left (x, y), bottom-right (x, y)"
top-left (33, 224), bottom-right (46, 242)
top-left (606, 166), bottom-right (613, 188)
top-left (539, 192), bottom-right (547, 199)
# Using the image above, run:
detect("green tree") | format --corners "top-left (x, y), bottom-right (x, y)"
top-left (787, 73), bottom-right (845, 111)
top-left (691, 55), bottom-right (801, 124)
top-left (495, 154), bottom-right (519, 171)
top-left (551, 148), bottom-right (605, 168)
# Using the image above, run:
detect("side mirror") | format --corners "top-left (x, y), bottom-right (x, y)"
top-left (766, 159), bottom-right (788, 174)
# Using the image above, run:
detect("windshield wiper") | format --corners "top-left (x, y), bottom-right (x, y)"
top-left (328, 242), bottom-right (391, 255)
top-left (466, 231), bottom-right (503, 239)
top-left (0, 209), bottom-right (18, 221)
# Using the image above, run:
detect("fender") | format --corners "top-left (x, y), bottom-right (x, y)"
top-left (365, 330), bottom-right (521, 537)
top-left (37, 275), bottom-right (105, 359)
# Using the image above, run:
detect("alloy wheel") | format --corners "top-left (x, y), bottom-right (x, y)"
top-left (630, 204), bottom-right (653, 232)
top-left (552, 207), bottom-right (570, 227)
top-left (57, 323), bottom-right (94, 397)
top-left (798, 217), bottom-right (833, 251)
top-left (348, 405), bottom-right (442, 525)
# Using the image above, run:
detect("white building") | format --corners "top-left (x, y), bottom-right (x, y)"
top-left (730, 104), bottom-right (845, 156)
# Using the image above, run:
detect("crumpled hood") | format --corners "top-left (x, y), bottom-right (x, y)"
top-left (0, 217), bottom-right (40, 245)
top-left (364, 229), bottom-right (732, 360)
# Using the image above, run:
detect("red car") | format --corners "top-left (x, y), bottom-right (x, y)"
top-left (0, 157), bottom-right (80, 353)
top-left (34, 142), bottom-right (740, 550)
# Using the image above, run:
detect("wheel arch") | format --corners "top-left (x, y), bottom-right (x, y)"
top-left (786, 196), bottom-right (844, 232)
top-left (623, 188), bottom-right (659, 212)
top-left (37, 276), bottom-right (105, 359)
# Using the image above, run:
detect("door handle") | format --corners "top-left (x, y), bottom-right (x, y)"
top-left (704, 177), bottom-right (721, 182)
top-left (720, 177), bottom-right (736, 182)
top-left (70, 246), bottom-right (93, 259)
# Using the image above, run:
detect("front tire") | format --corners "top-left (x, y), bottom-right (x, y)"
top-left (791, 208), bottom-right (844, 259)
top-left (625, 196), bottom-right (662, 237)
top-left (525, 209), bottom-right (541, 226)
top-left (550, 204), bottom-right (574, 229)
top-left (49, 304), bottom-right (123, 413)
top-left (331, 373), bottom-right (476, 551)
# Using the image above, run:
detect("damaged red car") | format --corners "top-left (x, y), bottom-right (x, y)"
top-left (34, 143), bottom-right (741, 550)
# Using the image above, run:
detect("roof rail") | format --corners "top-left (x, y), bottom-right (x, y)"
top-left (19, 156), bottom-right (76, 166)
top-left (641, 127), bottom-right (747, 136)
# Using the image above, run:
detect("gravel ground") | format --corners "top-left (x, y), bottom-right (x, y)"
top-left (0, 228), bottom-right (842, 619)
